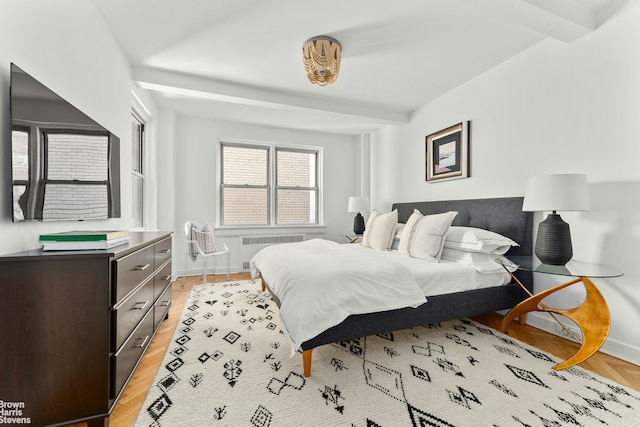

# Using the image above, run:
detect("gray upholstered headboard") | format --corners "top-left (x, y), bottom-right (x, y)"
top-left (391, 197), bottom-right (533, 257)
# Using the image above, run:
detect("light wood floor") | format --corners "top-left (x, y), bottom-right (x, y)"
top-left (69, 273), bottom-right (640, 426)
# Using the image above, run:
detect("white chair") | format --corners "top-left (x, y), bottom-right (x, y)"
top-left (184, 221), bottom-right (230, 284)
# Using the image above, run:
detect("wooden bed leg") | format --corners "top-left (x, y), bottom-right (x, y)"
top-left (519, 313), bottom-right (527, 325)
top-left (302, 349), bottom-right (312, 377)
top-left (261, 279), bottom-right (265, 292)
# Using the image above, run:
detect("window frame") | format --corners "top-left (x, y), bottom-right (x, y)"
top-left (42, 129), bottom-right (112, 220)
top-left (219, 140), bottom-right (321, 227)
top-left (220, 142), bottom-right (271, 226)
top-left (11, 126), bottom-right (32, 221)
top-left (131, 111), bottom-right (145, 229)
top-left (274, 146), bottom-right (319, 225)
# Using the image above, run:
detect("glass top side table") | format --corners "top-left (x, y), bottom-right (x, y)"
top-left (503, 256), bottom-right (623, 279)
top-left (496, 256), bottom-right (623, 370)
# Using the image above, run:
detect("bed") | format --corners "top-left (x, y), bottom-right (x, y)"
top-left (251, 197), bottom-right (533, 377)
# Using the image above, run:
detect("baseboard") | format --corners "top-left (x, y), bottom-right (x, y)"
top-left (525, 312), bottom-right (640, 366)
top-left (178, 266), bottom-right (240, 278)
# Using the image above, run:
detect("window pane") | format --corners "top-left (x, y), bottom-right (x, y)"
top-left (13, 185), bottom-right (27, 221)
top-left (46, 133), bottom-right (108, 181)
top-left (223, 187), bottom-right (268, 225)
top-left (43, 183), bottom-right (108, 220)
top-left (132, 175), bottom-right (143, 228)
top-left (131, 115), bottom-right (143, 174)
top-left (223, 145), bottom-right (267, 185)
top-left (12, 130), bottom-right (29, 181)
top-left (277, 189), bottom-right (317, 224)
top-left (277, 150), bottom-right (316, 187)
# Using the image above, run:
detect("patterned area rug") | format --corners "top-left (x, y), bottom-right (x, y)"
top-left (135, 280), bottom-right (639, 426)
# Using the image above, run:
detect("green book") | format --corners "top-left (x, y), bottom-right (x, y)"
top-left (39, 230), bottom-right (128, 242)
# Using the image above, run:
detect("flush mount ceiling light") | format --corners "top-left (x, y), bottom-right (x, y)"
top-left (302, 36), bottom-right (342, 86)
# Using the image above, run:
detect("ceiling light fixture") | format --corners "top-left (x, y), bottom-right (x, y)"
top-left (302, 36), bottom-right (342, 86)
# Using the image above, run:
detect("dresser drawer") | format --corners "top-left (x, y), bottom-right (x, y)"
top-left (113, 278), bottom-right (154, 350)
top-left (154, 284), bottom-right (172, 331)
top-left (111, 308), bottom-right (154, 399)
top-left (154, 236), bottom-right (172, 268)
top-left (114, 245), bottom-right (155, 304)
top-left (153, 260), bottom-right (172, 301)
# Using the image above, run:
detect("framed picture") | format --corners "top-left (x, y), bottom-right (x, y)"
top-left (426, 121), bottom-right (470, 182)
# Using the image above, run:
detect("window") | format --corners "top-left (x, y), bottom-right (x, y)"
top-left (131, 112), bottom-right (144, 228)
top-left (42, 131), bottom-right (111, 220)
top-left (221, 142), bottom-right (320, 226)
top-left (276, 149), bottom-right (317, 224)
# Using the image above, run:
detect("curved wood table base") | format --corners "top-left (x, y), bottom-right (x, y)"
top-left (500, 277), bottom-right (610, 370)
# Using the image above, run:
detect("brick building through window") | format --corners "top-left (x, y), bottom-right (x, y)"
top-left (221, 142), bottom-right (319, 226)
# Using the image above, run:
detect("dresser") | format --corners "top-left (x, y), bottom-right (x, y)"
top-left (0, 231), bottom-right (172, 427)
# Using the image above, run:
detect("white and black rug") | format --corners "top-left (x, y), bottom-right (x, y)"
top-left (135, 280), bottom-right (639, 426)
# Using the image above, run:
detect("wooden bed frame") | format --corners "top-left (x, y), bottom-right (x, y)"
top-left (260, 197), bottom-right (533, 377)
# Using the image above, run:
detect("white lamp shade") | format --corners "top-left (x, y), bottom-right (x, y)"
top-left (522, 174), bottom-right (590, 212)
top-left (348, 196), bottom-right (369, 213)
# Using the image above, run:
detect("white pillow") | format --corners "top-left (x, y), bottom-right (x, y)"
top-left (444, 226), bottom-right (519, 255)
top-left (398, 210), bottom-right (424, 256)
top-left (188, 223), bottom-right (199, 261)
top-left (198, 223), bottom-right (216, 254)
top-left (361, 210), bottom-right (379, 247)
top-left (389, 223), bottom-right (405, 250)
top-left (398, 210), bottom-right (458, 262)
top-left (441, 248), bottom-right (517, 273)
top-left (362, 209), bottom-right (398, 250)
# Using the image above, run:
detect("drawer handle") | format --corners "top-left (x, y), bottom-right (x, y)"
top-left (161, 249), bottom-right (172, 254)
top-left (162, 275), bottom-right (171, 281)
top-left (136, 335), bottom-right (150, 348)
top-left (135, 264), bottom-right (150, 271)
top-left (133, 301), bottom-right (150, 311)
top-left (160, 300), bottom-right (171, 307)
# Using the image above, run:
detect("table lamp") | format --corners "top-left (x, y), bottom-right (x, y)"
top-left (348, 196), bottom-right (369, 234)
top-left (522, 174), bottom-right (590, 265)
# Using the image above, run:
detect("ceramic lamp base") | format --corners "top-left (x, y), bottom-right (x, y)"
top-left (353, 213), bottom-right (365, 235)
top-left (535, 213), bottom-right (573, 265)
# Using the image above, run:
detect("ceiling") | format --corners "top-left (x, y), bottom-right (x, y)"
top-left (92, 0), bottom-right (628, 134)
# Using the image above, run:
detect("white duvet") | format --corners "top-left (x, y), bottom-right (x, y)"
top-left (250, 238), bottom-right (427, 355)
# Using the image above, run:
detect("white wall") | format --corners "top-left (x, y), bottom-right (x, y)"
top-left (0, 0), bottom-right (134, 254)
top-left (155, 108), bottom-right (177, 232)
top-left (371, 4), bottom-right (640, 364)
top-left (171, 116), bottom-right (360, 274)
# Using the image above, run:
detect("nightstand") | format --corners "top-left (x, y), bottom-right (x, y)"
top-left (497, 256), bottom-right (623, 370)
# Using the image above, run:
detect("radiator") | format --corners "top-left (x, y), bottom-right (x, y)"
top-left (241, 234), bottom-right (304, 271)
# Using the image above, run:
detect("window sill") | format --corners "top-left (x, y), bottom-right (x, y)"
top-left (215, 225), bottom-right (326, 237)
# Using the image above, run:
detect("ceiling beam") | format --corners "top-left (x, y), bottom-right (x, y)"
top-left (133, 67), bottom-right (409, 126)
top-left (459, 0), bottom-right (595, 43)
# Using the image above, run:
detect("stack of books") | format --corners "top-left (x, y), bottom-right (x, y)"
top-left (40, 230), bottom-right (130, 251)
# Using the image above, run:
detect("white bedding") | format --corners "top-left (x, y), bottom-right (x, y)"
top-left (364, 246), bottom-right (512, 295)
top-left (250, 239), bottom-right (427, 355)
top-left (249, 239), bottom-right (511, 355)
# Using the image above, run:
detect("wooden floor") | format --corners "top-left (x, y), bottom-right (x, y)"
top-left (69, 272), bottom-right (640, 427)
